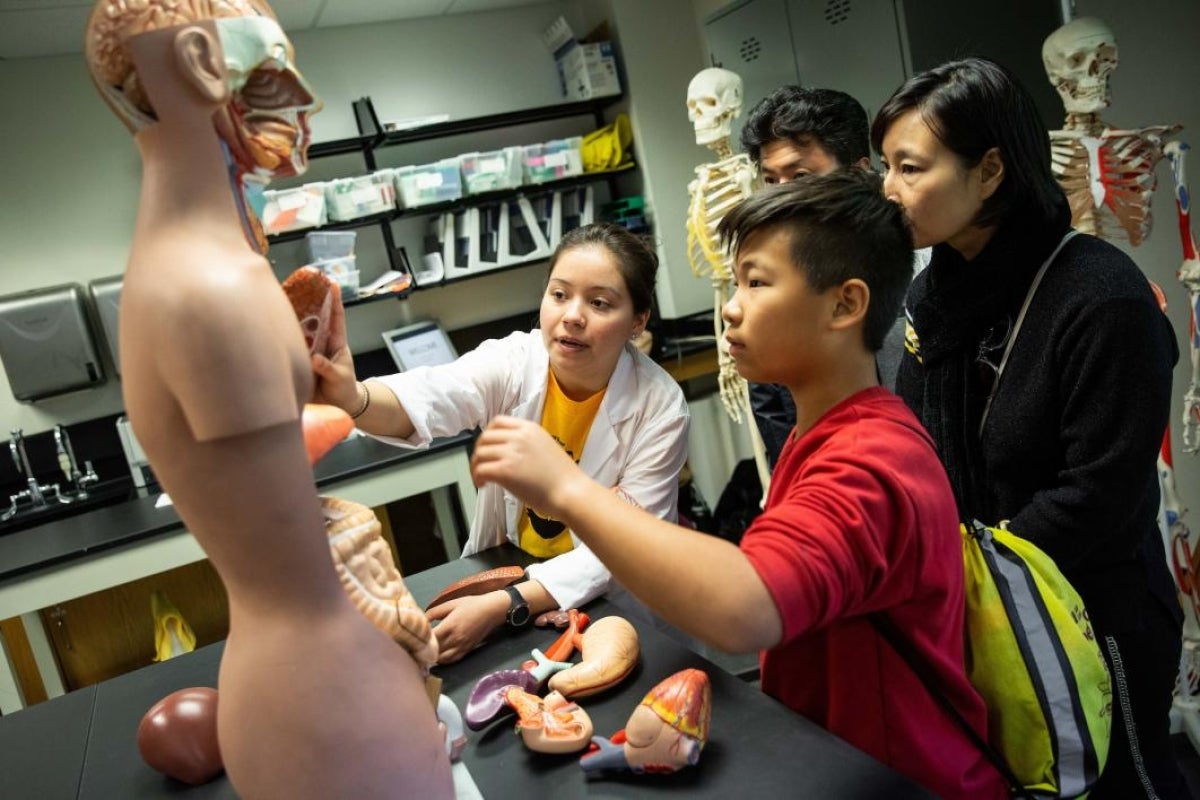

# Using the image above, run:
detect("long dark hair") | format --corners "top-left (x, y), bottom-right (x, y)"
top-left (871, 57), bottom-right (1064, 227)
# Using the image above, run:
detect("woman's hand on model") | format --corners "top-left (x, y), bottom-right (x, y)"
top-left (426, 591), bottom-right (509, 664)
top-left (471, 416), bottom-right (587, 521)
top-left (310, 284), bottom-right (359, 412)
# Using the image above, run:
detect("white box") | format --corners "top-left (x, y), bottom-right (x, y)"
top-left (557, 42), bottom-right (621, 101)
top-left (261, 183), bottom-right (326, 234)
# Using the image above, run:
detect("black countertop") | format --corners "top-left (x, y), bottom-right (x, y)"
top-left (0, 432), bottom-right (474, 583)
top-left (0, 545), bottom-right (936, 799)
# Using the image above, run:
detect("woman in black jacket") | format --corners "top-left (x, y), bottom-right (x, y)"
top-left (872, 57), bottom-right (1187, 799)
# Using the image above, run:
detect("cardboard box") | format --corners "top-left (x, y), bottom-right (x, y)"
top-left (543, 15), bottom-right (621, 101)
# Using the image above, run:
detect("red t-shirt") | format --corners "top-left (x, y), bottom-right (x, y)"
top-left (741, 387), bottom-right (1007, 800)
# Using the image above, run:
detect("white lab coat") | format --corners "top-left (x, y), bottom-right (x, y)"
top-left (369, 330), bottom-right (690, 610)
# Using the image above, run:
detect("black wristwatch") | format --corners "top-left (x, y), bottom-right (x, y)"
top-left (504, 585), bottom-right (531, 627)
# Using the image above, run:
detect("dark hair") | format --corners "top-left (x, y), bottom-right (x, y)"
top-left (717, 171), bottom-right (912, 352)
top-left (549, 222), bottom-right (658, 315)
top-left (740, 86), bottom-right (870, 167)
top-left (870, 57), bottom-right (1064, 227)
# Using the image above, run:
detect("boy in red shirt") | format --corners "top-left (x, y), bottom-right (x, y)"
top-left (470, 171), bottom-right (1007, 800)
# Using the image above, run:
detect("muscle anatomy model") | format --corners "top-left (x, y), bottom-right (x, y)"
top-left (84, 2), bottom-right (451, 797)
top-left (685, 68), bottom-right (770, 488)
top-left (1165, 141), bottom-right (1200, 454)
top-left (1044, 14), bottom-right (1200, 754)
top-left (1042, 17), bottom-right (1181, 246)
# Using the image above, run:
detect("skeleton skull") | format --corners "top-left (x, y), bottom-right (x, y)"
top-left (686, 68), bottom-right (743, 147)
top-left (1042, 16), bottom-right (1119, 115)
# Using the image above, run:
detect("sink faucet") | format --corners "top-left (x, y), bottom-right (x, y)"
top-left (54, 425), bottom-right (98, 499)
top-left (8, 429), bottom-right (45, 509)
top-left (3, 428), bottom-right (73, 521)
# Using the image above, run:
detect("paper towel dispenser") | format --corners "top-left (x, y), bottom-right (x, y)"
top-left (0, 283), bottom-right (106, 401)
top-left (88, 275), bottom-right (123, 376)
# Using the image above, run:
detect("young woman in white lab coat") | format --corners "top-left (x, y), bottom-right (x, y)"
top-left (312, 223), bottom-right (690, 663)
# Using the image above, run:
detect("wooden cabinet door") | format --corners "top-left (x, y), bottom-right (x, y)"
top-left (39, 560), bottom-right (229, 692)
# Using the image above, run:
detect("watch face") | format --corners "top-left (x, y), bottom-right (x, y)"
top-left (506, 586), bottom-right (531, 627)
top-left (508, 604), bottom-right (531, 627)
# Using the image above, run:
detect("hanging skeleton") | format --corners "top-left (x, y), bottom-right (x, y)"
top-left (1166, 141), bottom-right (1200, 454)
top-left (1042, 17), bottom-right (1182, 245)
top-left (1045, 18), bottom-right (1200, 740)
top-left (685, 68), bottom-right (755, 422)
top-left (684, 68), bottom-right (769, 490)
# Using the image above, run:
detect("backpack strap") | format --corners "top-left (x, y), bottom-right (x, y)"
top-left (978, 229), bottom-right (1079, 436)
top-left (869, 612), bottom-right (1035, 800)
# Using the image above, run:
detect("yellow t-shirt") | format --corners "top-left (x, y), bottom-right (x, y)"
top-left (517, 369), bottom-right (606, 558)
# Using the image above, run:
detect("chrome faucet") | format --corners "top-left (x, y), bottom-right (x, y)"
top-left (3, 428), bottom-right (70, 521)
top-left (54, 425), bottom-right (98, 499)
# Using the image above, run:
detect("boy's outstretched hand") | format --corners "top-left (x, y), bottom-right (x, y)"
top-left (471, 416), bottom-right (583, 518)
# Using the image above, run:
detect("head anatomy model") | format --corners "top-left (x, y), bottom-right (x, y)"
top-left (684, 67), bottom-right (769, 488)
top-left (84, 2), bottom-right (452, 797)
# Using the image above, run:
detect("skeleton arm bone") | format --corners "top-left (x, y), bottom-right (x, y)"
top-left (1165, 140), bottom-right (1200, 453)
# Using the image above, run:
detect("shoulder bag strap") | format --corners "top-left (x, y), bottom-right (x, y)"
top-left (869, 612), bottom-right (1034, 799)
top-left (978, 229), bottom-right (1079, 437)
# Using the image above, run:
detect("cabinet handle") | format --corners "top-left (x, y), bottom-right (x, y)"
top-left (49, 606), bottom-right (72, 652)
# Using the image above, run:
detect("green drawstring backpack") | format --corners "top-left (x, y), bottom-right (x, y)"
top-left (873, 519), bottom-right (1112, 798)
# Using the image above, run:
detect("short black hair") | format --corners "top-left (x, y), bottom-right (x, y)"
top-left (717, 171), bottom-right (912, 352)
top-left (740, 86), bottom-right (870, 167)
top-left (550, 222), bottom-right (657, 315)
top-left (870, 57), bottom-right (1064, 227)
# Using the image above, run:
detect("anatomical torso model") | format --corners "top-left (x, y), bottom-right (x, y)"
top-left (84, 2), bottom-right (452, 797)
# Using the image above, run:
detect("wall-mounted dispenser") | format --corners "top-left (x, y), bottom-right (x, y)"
top-left (88, 275), bottom-right (123, 376)
top-left (0, 284), bottom-right (106, 401)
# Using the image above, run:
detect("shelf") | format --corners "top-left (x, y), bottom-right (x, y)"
top-left (368, 96), bottom-right (624, 146)
top-left (272, 94), bottom-right (633, 296)
top-left (343, 286), bottom-right (412, 308)
top-left (265, 164), bottom-right (634, 246)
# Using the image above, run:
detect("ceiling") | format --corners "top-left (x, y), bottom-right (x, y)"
top-left (0, 0), bottom-right (562, 60)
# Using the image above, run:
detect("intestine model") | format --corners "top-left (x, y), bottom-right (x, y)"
top-left (685, 67), bottom-right (770, 491)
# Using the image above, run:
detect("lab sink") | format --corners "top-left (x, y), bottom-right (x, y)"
top-left (0, 477), bottom-right (139, 537)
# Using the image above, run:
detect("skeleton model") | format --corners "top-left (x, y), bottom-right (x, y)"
top-left (684, 68), bottom-right (769, 489)
top-left (1166, 141), bottom-right (1200, 453)
top-left (1042, 17), bottom-right (1182, 246)
top-left (1044, 15), bottom-right (1200, 753)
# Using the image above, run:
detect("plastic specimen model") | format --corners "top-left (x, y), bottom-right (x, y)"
top-left (685, 68), bottom-right (770, 489)
top-left (581, 668), bottom-right (712, 775)
top-left (1165, 141), bottom-right (1200, 454)
top-left (1042, 17), bottom-right (1182, 246)
top-left (84, 2), bottom-right (452, 797)
top-left (505, 688), bottom-right (595, 754)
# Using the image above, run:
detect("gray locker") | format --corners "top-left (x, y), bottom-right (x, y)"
top-left (786, 0), bottom-right (909, 124)
top-left (704, 0), bottom-right (802, 151)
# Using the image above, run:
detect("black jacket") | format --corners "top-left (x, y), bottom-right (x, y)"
top-left (896, 201), bottom-right (1181, 635)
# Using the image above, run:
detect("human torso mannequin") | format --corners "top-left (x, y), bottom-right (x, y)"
top-left (110, 19), bottom-right (450, 799)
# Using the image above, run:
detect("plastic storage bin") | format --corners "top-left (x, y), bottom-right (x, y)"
top-left (306, 230), bottom-right (357, 262)
top-left (324, 174), bottom-right (394, 222)
top-left (523, 137), bottom-right (584, 184)
top-left (459, 147), bottom-right (525, 195)
top-left (261, 183), bottom-right (327, 234)
top-left (394, 159), bottom-right (463, 209)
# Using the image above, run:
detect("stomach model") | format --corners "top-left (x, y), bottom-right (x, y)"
top-left (581, 668), bottom-right (711, 775)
